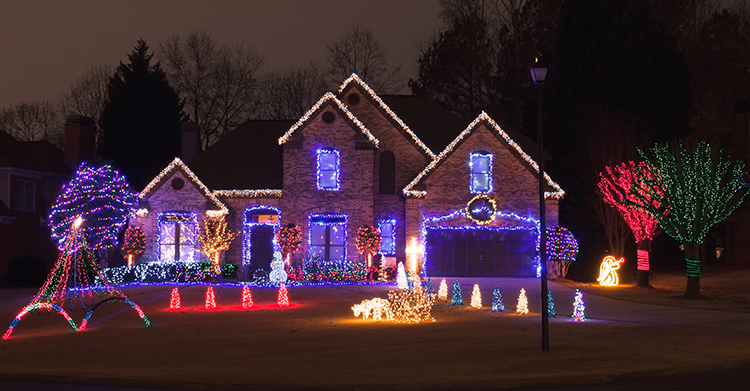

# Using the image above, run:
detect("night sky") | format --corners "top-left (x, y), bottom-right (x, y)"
top-left (0, 0), bottom-right (441, 108)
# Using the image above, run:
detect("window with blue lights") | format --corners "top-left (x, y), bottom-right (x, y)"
top-left (378, 218), bottom-right (396, 255)
top-left (470, 151), bottom-right (493, 194)
top-left (308, 213), bottom-right (347, 261)
top-left (317, 147), bottom-right (340, 191)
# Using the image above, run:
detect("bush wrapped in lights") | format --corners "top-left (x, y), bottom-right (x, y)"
top-left (121, 226), bottom-right (145, 266)
top-left (287, 254), bottom-right (368, 283)
top-left (540, 226), bottom-right (579, 279)
top-left (387, 285), bottom-right (435, 323)
top-left (276, 224), bottom-right (302, 263)
top-left (355, 225), bottom-right (381, 267)
top-left (100, 261), bottom-right (220, 286)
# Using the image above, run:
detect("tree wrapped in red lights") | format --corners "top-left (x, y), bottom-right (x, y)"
top-left (48, 163), bottom-right (138, 252)
top-left (628, 142), bottom-right (748, 298)
top-left (356, 225), bottom-right (381, 268)
top-left (276, 224), bottom-right (302, 263)
top-left (542, 226), bottom-right (578, 279)
top-left (121, 225), bottom-right (145, 266)
top-left (599, 161), bottom-right (663, 287)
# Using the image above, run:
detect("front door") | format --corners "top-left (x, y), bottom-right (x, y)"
top-left (249, 225), bottom-right (274, 269)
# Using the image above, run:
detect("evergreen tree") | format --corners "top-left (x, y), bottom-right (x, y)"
top-left (451, 281), bottom-right (463, 305)
top-left (99, 39), bottom-right (186, 189)
top-left (572, 289), bottom-right (586, 321)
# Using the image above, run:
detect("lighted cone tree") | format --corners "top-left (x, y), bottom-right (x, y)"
top-left (169, 287), bottom-right (181, 310)
top-left (572, 289), bottom-right (586, 321)
top-left (492, 287), bottom-right (504, 312)
top-left (276, 224), bottom-right (302, 264)
top-left (629, 142), bottom-right (749, 298)
top-left (3, 217), bottom-right (150, 339)
top-left (599, 161), bottom-right (664, 287)
top-left (451, 281), bottom-right (463, 305)
top-left (121, 225), bottom-right (145, 266)
top-left (277, 283), bottom-right (289, 307)
top-left (205, 287), bottom-right (216, 310)
top-left (547, 291), bottom-right (555, 318)
top-left (516, 288), bottom-right (529, 314)
top-left (470, 284), bottom-right (482, 309)
top-left (437, 278), bottom-right (448, 301)
top-left (242, 286), bottom-right (253, 309)
top-left (198, 218), bottom-right (238, 269)
top-left (355, 225), bottom-right (381, 268)
top-left (396, 262), bottom-right (408, 289)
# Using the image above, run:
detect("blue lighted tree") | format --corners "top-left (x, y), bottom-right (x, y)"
top-left (48, 163), bottom-right (138, 251)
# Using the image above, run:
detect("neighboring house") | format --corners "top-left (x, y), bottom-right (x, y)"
top-left (130, 74), bottom-right (563, 277)
top-left (0, 115), bottom-right (95, 282)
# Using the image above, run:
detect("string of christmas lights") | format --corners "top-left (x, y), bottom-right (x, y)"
top-left (213, 189), bottom-right (283, 198)
top-left (547, 291), bottom-right (555, 318)
top-left (276, 224), bottom-right (302, 261)
top-left (278, 92), bottom-right (380, 147)
top-left (338, 73), bottom-right (436, 159)
top-left (356, 226), bottom-right (381, 266)
top-left (287, 256), bottom-right (368, 282)
top-left (387, 286), bottom-right (435, 323)
top-left (122, 225), bottom-right (145, 266)
top-left (205, 287), bottom-right (216, 309)
top-left (243, 205), bottom-right (281, 267)
top-left (572, 289), bottom-right (586, 321)
top-left (352, 298), bottom-right (392, 321)
top-left (541, 226), bottom-right (578, 262)
top-left (277, 283), bottom-right (289, 307)
top-left (197, 218), bottom-right (238, 266)
top-left (403, 112), bottom-right (565, 199)
top-left (242, 286), bottom-right (253, 309)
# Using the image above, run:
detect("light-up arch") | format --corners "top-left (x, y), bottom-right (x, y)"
top-left (3, 302), bottom-right (78, 339)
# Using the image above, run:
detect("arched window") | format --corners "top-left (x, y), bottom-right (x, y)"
top-left (379, 151), bottom-right (396, 194)
top-left (470, 150), bottom-right (493, 194)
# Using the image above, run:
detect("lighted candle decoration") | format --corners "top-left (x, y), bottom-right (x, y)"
top-left (597, 256), bottom-right (625, 286)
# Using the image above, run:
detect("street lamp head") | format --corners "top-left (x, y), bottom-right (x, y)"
top-left (529, 55), bottom-right (548, 85)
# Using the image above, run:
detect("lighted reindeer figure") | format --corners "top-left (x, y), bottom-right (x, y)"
top-left (352, 298), bottom-right (392, 321)
top-left (597, 256), bottom-right (625, 286)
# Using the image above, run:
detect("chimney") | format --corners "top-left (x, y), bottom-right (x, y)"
top-left (64, 115), bottom-right (96, 171)
top-left (180, 121), bottom-right (200, 163)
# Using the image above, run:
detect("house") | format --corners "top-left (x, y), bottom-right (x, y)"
top-left (0, 115), bottom-right (95, 283)
top-left (130, 74), bottom-right (563, 277)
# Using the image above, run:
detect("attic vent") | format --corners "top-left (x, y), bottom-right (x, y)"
top-left (347, 93), bottom-right (360, 106)
top-left (322, 111), bottom-right (336, 124)
top-left (171, 177), bottom-right (185, 190)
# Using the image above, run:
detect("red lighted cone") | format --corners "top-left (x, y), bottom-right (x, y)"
top-left (205, 287), bottom-right (216, 310)
top-left (277, 283), bottom-right (289, 307)
top-left (169, 287), bottom-right (181, 310)
top-left (242, 285), bottom-right (253, 309)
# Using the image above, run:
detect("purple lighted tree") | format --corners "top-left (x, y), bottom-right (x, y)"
top-left (48, 163), bottom-right (138, 251)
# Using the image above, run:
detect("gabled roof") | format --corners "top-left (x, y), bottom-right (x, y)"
top-left (278, 92), bottom-right (380, 147)
top-left (337, 73), bottom-right (436, 159)
top-left (403, 112), bottom-right (565, 200)
top-left (0, 132), bottom-right (69, 175)
top-left (190, 120), bottom-right (291, 191)
top-left (139, 157), bottom-right (228, 215)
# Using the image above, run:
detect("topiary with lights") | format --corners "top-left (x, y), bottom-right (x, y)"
top-left (276, 224), bottom-right (302, 264)
top-left (121, 225), bottom-right (145, 266)
top-left (356, 225), bottom-right (381, 268)
top-left (540, 225), bottom-right (578, 279)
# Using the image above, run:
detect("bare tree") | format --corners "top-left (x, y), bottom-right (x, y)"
top-left (0, 101), bottom-right (64, 148)
top-left (326, 23), bottom-right (403, 93)
top-left (59, 63), bottom-right (112, 143)
top-left (258, 64), bottom-right (328, 120)
top-left (159, 31), bottom-right (263, 149)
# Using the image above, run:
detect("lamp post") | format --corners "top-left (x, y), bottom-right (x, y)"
top-left (529, 58), bottom-right (549, 352)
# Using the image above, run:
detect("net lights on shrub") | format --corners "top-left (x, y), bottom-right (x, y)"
top-left (597, 256), bottom-right (624, 286)
top-left (338, 73), bottom-right (436, 159)
top-left (139, 158), bottom-right (228, 216)
top-left (387, 286), bottom-right (435, 323)
top-left (49, 163), bottom-right (138, 250)
top-left (278, 92), bottom-right (380, 147)
top-left (403, 112), bottom-right (565, 199)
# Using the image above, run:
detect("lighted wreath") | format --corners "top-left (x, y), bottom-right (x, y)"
top-left (465, 194), bottom-right (497, 225)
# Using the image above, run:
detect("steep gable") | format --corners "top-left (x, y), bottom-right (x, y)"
top-left (278, 92), bottom-right (379, 147)
top-left (403, 112), bottom-right (565, 199)
top-left (140, 157), bottom-right (228, 217)
top-left (337, 73), bottom-right (435, 159)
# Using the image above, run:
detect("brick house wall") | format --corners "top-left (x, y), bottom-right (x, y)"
top-left (130, 170), bottom-right (212, 264)
top-left (340, 86), bottom-right (431, 265)
top-left (281, 101), bottom-right (375, 264)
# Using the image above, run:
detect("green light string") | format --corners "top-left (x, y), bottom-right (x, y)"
top-left (685, 258), bottom-right (701, 278)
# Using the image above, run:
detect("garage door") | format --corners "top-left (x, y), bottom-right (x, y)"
top-left (425, 228), bottom-right (537, 277)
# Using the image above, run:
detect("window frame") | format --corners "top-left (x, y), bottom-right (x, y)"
top-left (316, 147), bottom-right (340, 191)
top-left (308, 213), bottom-right (348, 261)
top-left (469, 151), bottom-right (493, 194)
top-left (15, 179), bottom-right (35, 213)
top-left (378, 218), bottom-right (396, 255)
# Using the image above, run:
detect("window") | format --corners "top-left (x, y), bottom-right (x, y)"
top-left (158, 211), bottom-right (197, 262)
top-left (470, 151), bottom-right (493, 194)
top-left (317, 147), bottom-right (340, 191)
top-left (379, 151), bottom-right (395, 194)
top-left (308, 213), bottom-right (347, 261)
top-left (378, 218), bottom-right (396, 255)
top-left (15, 179), bottom-right (35, 212)
top-left (242, 206), bottom-right (281, 267)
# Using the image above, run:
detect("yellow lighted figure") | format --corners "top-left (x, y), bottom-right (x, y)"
top-left (597, 256), bottom-right (625, 286)
top-left (405, 237), bottom-right (421, 275)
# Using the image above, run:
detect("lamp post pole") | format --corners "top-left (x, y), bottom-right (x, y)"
top-left (529, 60), bottom-right (549, 352)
